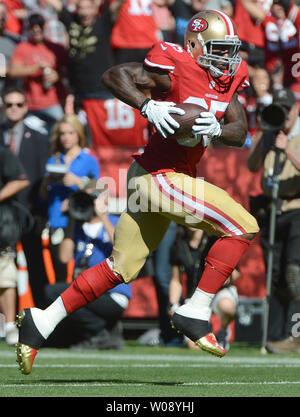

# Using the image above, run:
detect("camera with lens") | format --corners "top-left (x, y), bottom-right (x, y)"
top-left (259, 103), bottom-right (287, 132)
top-left (68, 190), bottom-right (100, 222)
top-left (46, 163), bottom-right (68, 182)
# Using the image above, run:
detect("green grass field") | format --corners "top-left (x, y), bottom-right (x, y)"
top-left (1, 340), bottom-right (300, 398)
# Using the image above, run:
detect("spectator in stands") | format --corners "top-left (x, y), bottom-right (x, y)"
top-left (43, 0), bottom-right (117, 112)
top-left (262, 0), bottom-right (300, 89)
top-left (169, 230), bottom-right (240, 350)
top-left (247, 88), bottom-right (300, 353)
top-left (206, 0), bottom-right (233, 17)
top-left (240, 66), bottom-right (273, 138)
top-left (152, 0), bottom-right (175, 42)
top-left (0, 86), bottom-right (50, 308)
top-left (135, 224), bottom-right (178, 348)
top-left (41, 114), bottom-right (100, 283)
top-left (168, 0), bottom-right (208, 46)
top-left (21, 0), bottom-right (72, 47)
top-left (0, 3), bottom-right (18, 106)
top-left (44, 185), bottom-right (132, 349)
top-left (0, 145), bottom-right (29, 345)
top-left (43, 0), bottom-right (150, 150)
top-left (209, 271), bottom-right (240, 350)
top-left (2, 0), bottom-right (26, 41)
top-left (111, 0), bottom-right (162, 65)
top-left (234, 0), bottom-right (271, 68)
top-left (170, 226), bottom-right (205, 301)
top-left (152, 221), bottom-right (178, 346)
top-left (8, 13), bottom-right (68, 128)
top-left (158, 225), bottom-right (204, 347)
top-left (238, 41), bottom-right (251, 66)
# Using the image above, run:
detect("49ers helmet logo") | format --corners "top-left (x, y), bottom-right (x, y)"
top-left (189, 18), bottom-right (208, 32)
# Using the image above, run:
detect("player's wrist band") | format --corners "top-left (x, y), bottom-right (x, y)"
top-left (140, 98), bottom-right (151, 117)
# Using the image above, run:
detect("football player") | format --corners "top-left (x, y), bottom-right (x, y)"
top-left (16, 10), bottom-right (259, 374)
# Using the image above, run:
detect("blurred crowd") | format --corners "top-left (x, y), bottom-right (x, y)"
top-left (1, 0), bottom-right (300, 125)
top-left (0, 0), bottom-right (300, 352)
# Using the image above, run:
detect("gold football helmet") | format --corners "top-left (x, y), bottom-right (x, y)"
top-left (184, 9), bottom-right (242, 77)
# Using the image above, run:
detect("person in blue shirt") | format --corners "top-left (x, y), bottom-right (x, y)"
top-left (43, 184), bottom-right (132, 349)
top-left (41, 114), bottom-right (100, 283)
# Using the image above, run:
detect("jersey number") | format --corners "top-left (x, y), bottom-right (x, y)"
top-left (105, 99), bottom-right (135, 129)
top-left (128, 0), bottom-right (152, 15)
top-left (184, 97), bottom-right (228, 115)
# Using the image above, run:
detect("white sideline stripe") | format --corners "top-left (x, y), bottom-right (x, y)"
top-left (182, 381), bottom-right (300, 386)
top-left (0, 383), bottom-right (144, 388)
top-left (2, 351), bottom-right (300, 364)
top-left (0, 381), bottom-right (299, 388)
top-left (2, 363), bottom-right (300, 368)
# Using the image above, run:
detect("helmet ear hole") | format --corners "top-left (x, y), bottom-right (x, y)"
top-left (191, 42), bottom-right (195, 48)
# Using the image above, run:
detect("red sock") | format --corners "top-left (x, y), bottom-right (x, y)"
top-left (61, 260), bottom-right (123, 314)
top-left (197, 236), bottom-right (251, 294)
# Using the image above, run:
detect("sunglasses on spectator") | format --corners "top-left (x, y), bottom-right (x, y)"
top-left (4, 102), bottom-right (25, 108)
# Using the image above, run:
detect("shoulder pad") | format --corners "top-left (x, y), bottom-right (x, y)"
top-left (144, 42), bottom-right (185, 73)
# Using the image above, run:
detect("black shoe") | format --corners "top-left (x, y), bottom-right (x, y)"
top-left (170, 312), bottom-right (226, 357)
top-left (107, 321), bottom-right (124, 349)
top-left (70, 326), bottom-right (124, 350)
top-left (16, 309), bottom-right (46, 375)
top-left (171, 313), bottom-right (209, 340)
top-left (70, 330), bottom-right (111, 350)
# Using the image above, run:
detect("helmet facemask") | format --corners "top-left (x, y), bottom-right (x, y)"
top-left (197, 37), bottom-right (242, 77)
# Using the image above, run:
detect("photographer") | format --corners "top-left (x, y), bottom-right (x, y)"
top-left (43, 183), bottom-right (132, 349)
top-left (169, 228), bottom-right (240, 351)
top-left (41, 115), bottom-right (100, 283)
top-left (0, 145), bottom-right (29, 345)
top-left (247, 88), bottom-right (300, 353)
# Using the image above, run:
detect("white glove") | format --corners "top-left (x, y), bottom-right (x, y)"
top-left (192, 111), bottom-right (222, 139)
top-left (140, 99), bottom-right (185, 138)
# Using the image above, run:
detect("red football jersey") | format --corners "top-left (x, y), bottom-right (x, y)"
top-left (110, 0), bottom-right (161, 49)
top-left (133, 41), bottom-right (249, 177)
top-left (83, 98), bottom-right (149, 147)
top-left (261, 13), bottom-right (281, 75)
top-left (262, 5), bottom-right (300, 84)
top-left (234, 0), bottom-right (268, 48)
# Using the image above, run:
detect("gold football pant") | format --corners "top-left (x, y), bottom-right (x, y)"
top-left (111, 161), bottom-right (259, 283)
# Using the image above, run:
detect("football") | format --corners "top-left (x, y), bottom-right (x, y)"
top-left (169, 102), bottom-right (206, 141)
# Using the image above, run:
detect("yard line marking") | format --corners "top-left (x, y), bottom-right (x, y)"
top-left (182, 381), bottom-right (300, 386)
top-left (2, 350), bottom-right (300, 365)
top-left (0, 383), bottom-right (145, 388)
top-left (2, 363), bottom-right (300, 368)
top-left (0, 381), bottom-right (299, 388)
